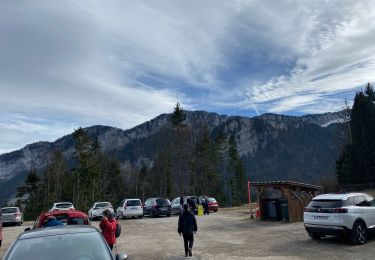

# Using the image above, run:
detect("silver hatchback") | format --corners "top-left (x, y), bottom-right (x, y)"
top-left (1, 207), bottom-right (23, 226)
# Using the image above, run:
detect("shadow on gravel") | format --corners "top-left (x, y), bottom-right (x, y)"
top-left (164, 256), bottom-right (202, 260)
top-left (268, 233), bottom-right (375, 258)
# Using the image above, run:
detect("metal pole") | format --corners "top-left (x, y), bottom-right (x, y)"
top-left (248, 179), bottom-right (254, 219)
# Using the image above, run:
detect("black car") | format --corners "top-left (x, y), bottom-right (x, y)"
top-left (2, 226), bottom-right (128, 260)
top-left (143, 198), bottom-right (171, 217)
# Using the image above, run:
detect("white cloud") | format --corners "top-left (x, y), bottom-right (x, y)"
top-left (1, 0), bottom-right (375, 152)
top-left (246, 1), bottom-right (375, 113)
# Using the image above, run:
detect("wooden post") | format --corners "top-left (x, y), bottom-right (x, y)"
top-left (248, 179), bottom-right (254, 219)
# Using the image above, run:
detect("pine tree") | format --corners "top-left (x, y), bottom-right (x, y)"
top-left (228, 135), bottom-right (247, 206)
top-left (336, 83), bottom-right (375, 184)
top-left (16, 169), bottom-right (43, 220)
top-left (171, 102), bottom-right (186, 129)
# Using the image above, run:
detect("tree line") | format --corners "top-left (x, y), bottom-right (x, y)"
top-left (16, 103), bottom-right (247, 220)
top-left (336, 83), bottom-right (375, 185)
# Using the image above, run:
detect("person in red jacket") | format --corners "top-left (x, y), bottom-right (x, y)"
top-left (99, 209), bottom-right (117, 250)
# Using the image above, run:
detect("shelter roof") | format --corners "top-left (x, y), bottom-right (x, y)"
top-left (250, 180), bottom-right (323, 191)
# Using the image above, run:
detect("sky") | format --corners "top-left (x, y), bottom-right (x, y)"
top-left (1, 0), bottom-right (375, 154)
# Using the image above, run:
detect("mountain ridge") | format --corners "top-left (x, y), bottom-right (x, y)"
top-left (0, 110), bottom-right (346, 201)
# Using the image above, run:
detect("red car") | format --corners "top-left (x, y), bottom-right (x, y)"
top-left (207, 197), bottom-right (219, 212)
top-left (31, 210), bottom-right (90, 229)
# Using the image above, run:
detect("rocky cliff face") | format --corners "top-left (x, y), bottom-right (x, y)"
top-left (0, 110), bottom-right (345, 201)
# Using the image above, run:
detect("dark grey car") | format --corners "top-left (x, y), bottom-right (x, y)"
top-left (143, 198), bottom-right (171, 217)
top-left (3, 226), bottom-right (128, 260)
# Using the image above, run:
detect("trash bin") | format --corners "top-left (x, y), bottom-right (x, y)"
top-left (267, 201), bottom-right (277, 220)
top-left (281, 204), bottom-right (289, 220)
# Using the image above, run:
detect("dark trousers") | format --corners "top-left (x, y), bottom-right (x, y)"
top-left (204, 204), bottom-right (209, 215)
top-left (183, 233), bottom-right (194, 254)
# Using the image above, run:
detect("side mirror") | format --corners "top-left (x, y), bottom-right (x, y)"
top-left (24, 227), bottom-right (31, 232)
top-left (116, 253), bottom-right (128, 260)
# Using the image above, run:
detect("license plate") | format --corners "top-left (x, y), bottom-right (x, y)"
top-left (161, 207), bottom-right (167, 210)
top-left (313, 216), bottom-right (329, 220)
top-left (131, 207), bottom-right (138, 210)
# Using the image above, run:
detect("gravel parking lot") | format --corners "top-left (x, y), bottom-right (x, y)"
top-left (1, 209), bottom-right (374, 259)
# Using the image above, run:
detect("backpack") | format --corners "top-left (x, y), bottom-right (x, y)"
top-left (115, 221), bottom-right (121, 238)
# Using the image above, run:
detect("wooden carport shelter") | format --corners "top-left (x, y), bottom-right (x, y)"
top-left (251, 181), bottom-right (323, 222)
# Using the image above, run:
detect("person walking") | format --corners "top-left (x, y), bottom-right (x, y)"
top-left (204, 196), bottom-right (210, 215)
top-left (100, 209), bottom-right (117, 250)
top-left (187, 197), bottom-right (197, 215)
top-left (178, 204), bottom-right (198, 257)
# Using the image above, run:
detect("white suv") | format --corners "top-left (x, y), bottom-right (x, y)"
top-left (116, 199), bottom-right (143, 219)
top-left (48, 202), bottom-right (75, 212)
top-left (88, 202), bottom-right (114, 220)
top-left (304, 193), bottom-right (375, 244)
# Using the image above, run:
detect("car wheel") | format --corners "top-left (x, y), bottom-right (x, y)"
top-left (214, 209), bottom-right (218, 212)
top-left (308, 232), bottom-right (323, 240)
top-left (350, 221), bottom-right (367, 244)
top-left (167, 213), bottom-right (171, 217)
top-left (139, 215), bottom-right (144, 219)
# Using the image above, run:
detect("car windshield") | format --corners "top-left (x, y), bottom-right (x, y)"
top-left (5, 232), bottom-right (112, 260)
top-left (95, 203), bottom-right (110, 208)
top-left (208, 198), bottom-right (216, 202)
top-left (1, 208), bottom-right (18, 214)
top-left (126, 200), bottom-right (141, 206)
top-left (56, 203), bottom-right (73, 209)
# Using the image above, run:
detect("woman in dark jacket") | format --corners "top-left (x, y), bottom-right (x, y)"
top-left (178, 204), bottom-right (198, 257)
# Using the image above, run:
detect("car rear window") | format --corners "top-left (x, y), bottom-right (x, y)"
top-left (95, 203), bottom-right (111, 208)
top-left (56, 203), bottom-right (73, 208)
top-left (67, 217), bottom-right (86, 225)
top-left (307, 199), bottom-right (349, 209)
top-left (1, 208), bottom-right (18, 214)
top-left (156, 199), bottom-right (170, 206)
top-left (126, 200), bottom-right (141, 206)
top-left (208, 198), bottom-right (216, 202)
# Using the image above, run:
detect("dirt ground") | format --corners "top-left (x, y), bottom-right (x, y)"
top-left (1, 209), bottom-right (374, 259)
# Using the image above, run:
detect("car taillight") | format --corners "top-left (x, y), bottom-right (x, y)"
top-left (304, 207), bottom-right (311, 212)
top-left (14, 213), bottom-right (21, 216)
top-left (334, 208), bottom-right (348, 213)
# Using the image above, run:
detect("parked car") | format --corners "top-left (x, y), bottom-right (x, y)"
top-left (171, 196), bottom-right (199, 215)
top-left (88, 202), bottom-right (114, 220)
top-left (0, 210), bottom-right (2, 248)
top-left (171, 197), bottom-right (182, 215)
top-left (28, 210), bottom-right (90, 230)
top-left (199, 197), bottom-right (219, 212)
top-left (1, 207), bottom-right (23, 226)
top-left (48, 202), bottom-right (75, 212)
top-left (304, 192), bottom-right (375, 244)
top-left (116, 199), bottom-right (143, 219)
top-left (143, 198), bottom-right (171, 217)
top-left (3, 225), bottom-right (128, 260)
